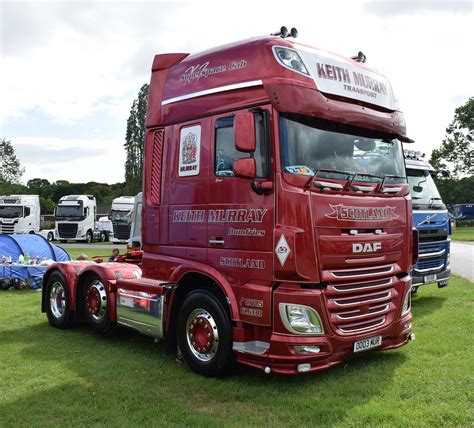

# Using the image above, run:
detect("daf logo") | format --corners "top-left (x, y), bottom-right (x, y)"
top-left (352, 242), bottom-right (382, 253)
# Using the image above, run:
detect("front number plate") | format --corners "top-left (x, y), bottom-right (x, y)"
top-left (424, 274), bottom-right (437, 284)
top-left (353, 335), bottom-right (382, 353)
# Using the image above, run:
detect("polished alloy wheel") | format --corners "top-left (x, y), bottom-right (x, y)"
top-left (49, 282), bottom-right (66, 319)
top-left (86, 280), bottom-right (108, 322)
top-left (186, 308), bottom-right (219, 362)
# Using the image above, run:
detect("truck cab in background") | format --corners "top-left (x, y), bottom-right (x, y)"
top-left (110, 196), bottom-right (135, 243)
top-left (405, 150), bottom-right (451, 293)
top-left (128, 192), bottom-right (142, 250)
top-left (55, 195), bottom-right (98, 243)
top-left (0, 195), bottom-right (40, 234)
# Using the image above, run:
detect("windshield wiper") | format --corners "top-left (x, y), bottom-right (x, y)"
top-left (305, 169), bottom-right (354, 190)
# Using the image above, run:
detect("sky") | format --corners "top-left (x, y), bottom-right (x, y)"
top-left (1, 0), bottom-right (473, 184)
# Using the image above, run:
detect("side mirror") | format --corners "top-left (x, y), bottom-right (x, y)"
top-left (233, 158), bottom-right (256, 179)
top-left (234, 112), bottom-right (256, 152)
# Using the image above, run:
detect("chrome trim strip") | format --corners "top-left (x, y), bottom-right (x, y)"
top-left (332, 277), bottom-right (393, 292)
top-left (337, 304), bottom-right (390, 320)
top-left (418, 249), bottom-right (446, 259)
top-left (313, 180), bottom-right (343, 190)
top-left (161, 80), bottom-right (263, 105)
top-left (414, 263), bottom-right (444, 273)
top-left (339, 317), bottom-right (385, 333)
top-left (233, 340), bottom-right (270, 355)
top-left (331, 266), bottom-right (394, 278)
top-left (333, 291), bottom-right (392, 307)
top-left (381, 187), bottom-right (402, 193)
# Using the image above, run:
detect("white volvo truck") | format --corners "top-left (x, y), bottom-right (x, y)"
top-left (0, 195), bottom-right (40, 234)
top-left (110, 196), bottom-right (135, 243)
top-left (55, 195), bottom-right (100, 243)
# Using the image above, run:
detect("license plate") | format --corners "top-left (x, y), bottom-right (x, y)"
top-left (353, 335), bottom-right (382, 353)
top-left (424, 274), bottom-right (437, 284)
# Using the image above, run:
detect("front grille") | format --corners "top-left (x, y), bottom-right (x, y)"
top-left (113, 224), bottom-right (131, 240)
top-left (325, 270), bottom-right (395, 335)
top-left (58, 223), bottom-right (78, 238)
top-left (0, 224), bottom-right (15, 234)
top-left (415, 259), bottom-right (444, 271)
top-left (418, 228), bottom-right (448, 243)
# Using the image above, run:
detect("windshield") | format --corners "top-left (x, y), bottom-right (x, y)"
top-left (279, 113), bottom-right (406, 183)
top-left (110, 209), bottom-right (131, 223)
top-left (0, 206), bottom-right (23, 218)
top-left (56, 204), bottom-right (85, 220)
top-left (406, 168), bottom-right (445, 209)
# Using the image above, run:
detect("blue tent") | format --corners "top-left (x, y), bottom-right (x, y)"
top-left (0, 234), bottom-right (70, 286)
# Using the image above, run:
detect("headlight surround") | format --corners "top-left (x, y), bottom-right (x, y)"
top-left (273, 47), bottom-right (309, 76)
top-left (279, 303), bottom-right (324, 335)
top-left (402, 290), bottom-right (411, 316)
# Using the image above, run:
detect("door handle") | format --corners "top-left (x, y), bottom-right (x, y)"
top-left (209, 239), bottom-right (225, 246)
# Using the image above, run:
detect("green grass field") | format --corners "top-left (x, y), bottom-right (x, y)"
top-left (0, 276), bottom-right (472, 427)
top-left (451, 226), bottom-right (474, 242)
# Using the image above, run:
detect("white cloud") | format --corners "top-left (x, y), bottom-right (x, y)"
top-left (13, 137), bottom-right (125, 183)
top-left (1, 0), bottom-right (473, 183)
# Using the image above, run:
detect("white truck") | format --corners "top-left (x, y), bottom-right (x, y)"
top-left (110, 196), bottom-right (135, 244)
top-left (55, 195), bottom-right (101, 243)
top-left (128, 192), bottom-right (142, 249)
top-left (0, 195), bottom-right (40, 235)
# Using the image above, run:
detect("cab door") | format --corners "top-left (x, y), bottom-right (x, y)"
top-left (207, 107), bottom-right (275, 288)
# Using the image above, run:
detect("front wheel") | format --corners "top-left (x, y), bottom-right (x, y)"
top-left (47, 232), bottom-right (54, 242)
top-left (177, 290), bottom-right (234, 377)
top-left (83, 274), bottom-right (112, 333)
top-left (45, 272), bottom-right (73, 329)
top-left (86, 231), bottom-right (93, 244)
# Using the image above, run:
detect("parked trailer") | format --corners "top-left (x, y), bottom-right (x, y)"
top-left (43, 28), bottom-right (416, 376)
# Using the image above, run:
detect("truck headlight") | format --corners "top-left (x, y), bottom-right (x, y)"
top-left (279, 303), bottom-right (324, 335)
top-left (402, 291), bottom-right (411, 316)
top-left (77, 228), bottom-right (83, 235)
top-left (273, 47), bottom-right (309, 76)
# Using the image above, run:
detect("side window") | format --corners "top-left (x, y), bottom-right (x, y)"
top-left (24, 207), bottom-right (31, 216)
top-left (214, 112), bottom-right (269, 178)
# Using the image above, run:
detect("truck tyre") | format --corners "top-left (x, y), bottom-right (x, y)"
top-left (47, 232), bottom-right (54, 242)
top-left (45, 271), bottom-right (73, 329)
top-left (177, 290), bottom-right (234, 377)
top-left (99, 232), bottom-right (106, 242)
top-left (86, 231), bottom-right (93, 244)
top-left (83, 274), bottom-right (112, 333)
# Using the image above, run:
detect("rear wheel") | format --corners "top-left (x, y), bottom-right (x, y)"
top-left (45, 272), bottom-right (73, 329)
top-left (177, 290), bottom-right (234, 377)
top-left (83, 275), bottom-right (112, 333)
top-left (99, 232), bottom-right (106, 242)
top-left (86, 231), bottom-right (93, 244)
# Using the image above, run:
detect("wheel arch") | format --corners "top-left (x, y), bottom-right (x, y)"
top-left (165, 270), bottom-right (237, 354)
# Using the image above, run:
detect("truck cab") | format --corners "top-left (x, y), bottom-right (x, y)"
top-left (128, 192), bottom-right (142, 250)
top-left (55, 195), bottom-right (97, 243)
top-left (110, 196), bottom-right (135, 243)
top-left (43, 30), bottom-right (416, 376)
top-left (405, 151), bottom-right (451, 292)
top-left (0, 195), bottom-right (40, 234)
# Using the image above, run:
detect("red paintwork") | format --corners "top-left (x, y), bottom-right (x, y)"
top-left (44, 34), bottom-right (415, 375)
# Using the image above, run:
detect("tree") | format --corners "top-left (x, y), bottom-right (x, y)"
top-left (430, 97), bottom-right (474, 178)
top-left (0, 138), bottom-right (25, 184)
top-left (124, 83), bottom-right (149, 194)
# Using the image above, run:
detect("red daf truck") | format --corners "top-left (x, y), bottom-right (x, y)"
top-left (42, 28), bottom-right (417, 376)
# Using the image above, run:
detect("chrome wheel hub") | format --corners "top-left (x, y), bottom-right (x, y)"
top-left (86, 280), bottom-right (108, 322)
top-left (186, 308), bottom-right (219, 362)
top-left (49, 282), bottom-right (66, 319)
